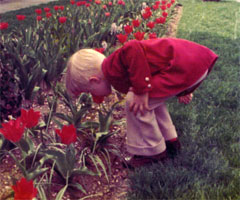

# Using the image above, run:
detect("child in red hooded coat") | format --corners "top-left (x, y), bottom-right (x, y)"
top-left (65, 38), bottom-right (218, 169)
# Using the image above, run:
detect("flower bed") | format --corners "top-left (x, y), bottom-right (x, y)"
top-left (0, 0), bottom-right (178, 199)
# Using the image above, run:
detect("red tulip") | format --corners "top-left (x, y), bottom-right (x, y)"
top-left (35, 9), bottom-right (42, 15)
top-left (44, 7), bottom-right (50, 12)
top-left (70, 0), bottom-right (75, 5)
top-left (142, 11), bottom-right (152, 20)
top-left (95, 0), bottom-right (101, 4)
top-left (116, 33), bottom-right (127, 44)
top-left (12, 178), bottom-right (38, 200)
top-left (155, 17), bottom-right (166, 24)
top-left (105, 12), bottom-right (110, 17)
top-left (147, 21), bottom-right (155, 29)
top-left (54, 5), bottom-right (59, 11)
top-left (108, 2), bottom-right (112, 6)
top-left (16, 15), bottom-right (26, 21)
top-left (59, 16), bottom-right (67, 23)
top-left (152, 4), bottom-right (159, 10)
top-left (76, 1), bottom-right (86, 6)
top-left (59, 5), bottom-right (64, 10)
top-left (92, 95), bottom-right (104, 104)
top-left (171, 0), bottom-right (175, 3)
top-left (55, 124), bottom-right (77, 145)
top-left (20, 108), bottom-right (41, 129)
top-left (162, 0), bottom-right (167, 5)
top-left (0, 22), bottom-right (9, 30)
top-left (145, 7), bottom-right (151, 12)
top-left (149, 32), bottom-right (157, 39)
top-left (124, 25), bottom-right (133, 34)
top-left (102, 5), bottom-right (107, 9)
top-left (85, 3), bottom-right (91, 7)
top-left (117, 0), bottom-right (125, 5)
top-left (167, 3), bottom-right (172, 8)
top-left (160, 5), bottom-right (166, 10)
top-left (95, 48), bottom-right (105, 53)
top-left (162, 11), bottom-right (168, 18)
top-left (132, 19), bottom-right (140, 27)
top-left (46, 12), bottom-right (52, 18)
top-left (133, 31), bottom-right (145, 41)
top-left (36, 16), bottom-right (42, 21)
top-left (155, 1), bottom-right (160, 5)
top-left (0, 118), bottom-right (25, 143)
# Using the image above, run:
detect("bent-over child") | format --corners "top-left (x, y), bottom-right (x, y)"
top-left (65, 38), bottom-right (218, 169)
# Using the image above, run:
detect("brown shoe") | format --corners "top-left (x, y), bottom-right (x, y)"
top-left (166, 139), bottom-right (181, 158)
top-left (123, 150), bottom-right (167, 170)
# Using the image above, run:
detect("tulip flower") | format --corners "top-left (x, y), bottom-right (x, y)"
top-left (12, 178), bottom-right (38, 200)
top-left (162, 0), bottom-right (167, 4)
top-left (171, 0), bottom-right (175, 3)
top-left (59, 5), bottom-right (64, 10)
top-left (142, 10), bottom-right (152, 20)
top-left (70, 0), bottom-right (75, 5)
top-left (102, 5), bottom-right (107, 9)
top-left (0, 22), bottom-right (9, 30)
top-left (20, 108), bottom-right (41, 129)
top-left (152, 4), bottom-right (159, 10)
top-left (92, 95), bottom-right (104, 104)
top-left (95, 0), bottom-right (101, 4)
top-left (55, 124), bottom-right (77, 145)
top-left (133, 31), bottom-right (145, 41)
top-left (105, 12), bottom-right (110, 17)
top-left (59, 16), bottom-right (67, 23)
top-left (76, 1), bottom-right (86, 6)
top-left (0, 118), bottom-right (25, 143)
top-left (16, 15), bottom-right (26, 21)
top-left (132, 19), bottom-right (140, 27)
top-left (118, 0), bottom-right (125, 5)
top-left (35, 9), bottom-right (42, 15)
top-left (147, 21), bottom-right (155, 29)
top-left (95, 48), bottom-right (105, 53)
top-left (108, 2), bottom-right (112, 6)
top-left (54, 5), bottom-right (59, 11)
top-left (116, 33), bottom-right (127, 44)
top-left (155, 17), bottom-right (166, 24)
top-left (85, 3), bottom-right (91, 7)
top-left (44, 7), bottom-right (50, 12)
top-left (124, 25), bottom-right (133, 34)
top-left (46, 12), bottom-right (52, 18)
top-left (162, 11), bottom-right (168, 18)
top-left (167, 3), bottom-right (172, 8)
top-left (155, 1), bottom-right (160, 5)
top-left (161, 5), bottom-right (166, 10)
top-left (36, 16), bottom-right (42, 21)
top-left (149, 32), bottom-right (157, 39)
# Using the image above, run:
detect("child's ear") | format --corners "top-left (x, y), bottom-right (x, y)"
top-left (89, 76), bottom-right (101, 83)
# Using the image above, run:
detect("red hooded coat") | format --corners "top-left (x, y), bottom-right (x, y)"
top-left (102, 38), bottom-right (218, 98)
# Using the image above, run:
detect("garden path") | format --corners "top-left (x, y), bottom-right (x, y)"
top-left (0, 0), bottom-right (58, 14)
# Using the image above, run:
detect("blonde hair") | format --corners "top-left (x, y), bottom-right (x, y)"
top-left (65, 49), bottom-right (106, 96)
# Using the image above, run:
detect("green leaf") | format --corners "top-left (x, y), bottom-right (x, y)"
top-left (69, 183), bottom-right (86, 194)
top-left (55, 185), bottom-right (68, 200)
top-left (27, 167), bottom-right (49, 180)
top-left (66, 145), bottom-right (76, 171)
top-left (18, 138), bottom-right (30, 155)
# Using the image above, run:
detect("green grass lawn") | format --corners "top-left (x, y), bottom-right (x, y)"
top-left (127, 0), bottom-right (240, 199)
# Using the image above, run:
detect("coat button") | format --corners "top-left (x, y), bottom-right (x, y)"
top-left (145, 77), bottom-right (150, 82)
top-left (147, 84), bottom-right (151, 88)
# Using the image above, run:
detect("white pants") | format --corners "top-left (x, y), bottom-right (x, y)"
top-left (125, 70), bottom-right (208, 156)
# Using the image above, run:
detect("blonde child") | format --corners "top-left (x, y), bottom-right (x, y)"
top-left (65, 38), bottom-right (218, 168)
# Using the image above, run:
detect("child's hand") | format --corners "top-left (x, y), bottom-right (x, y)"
top-left (129, 92), bottom-right (150, 115)
top-left (178, 93), bottom-right (193, 104)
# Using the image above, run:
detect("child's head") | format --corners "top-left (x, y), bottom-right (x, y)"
top-left (65, 49), bottom-right (111, 97)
